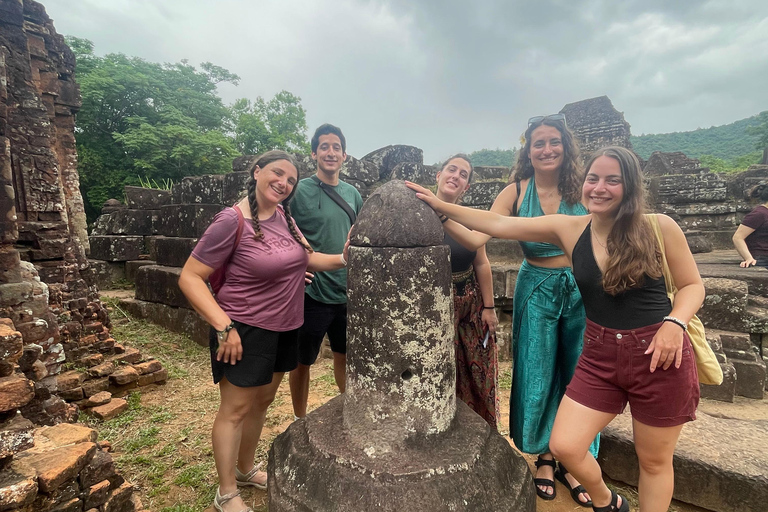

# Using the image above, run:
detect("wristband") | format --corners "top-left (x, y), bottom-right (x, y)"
top-left (439, 215), bottom-right (448, 223)
top-left (340, 253), bottom-right (347, 266)
top-left (662, 315), bottom-right (687, 331)
top-left (483, 306), bottom-right (495, 310)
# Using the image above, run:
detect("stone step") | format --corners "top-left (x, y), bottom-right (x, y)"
top-left (154, 236), bottom-right (198, 268)
top-left (134, 265), bottom-right (188, 308)
top-left (118, 297), bottom-right (209, 347)
top-left (88, 235), bottom-right (144, 262)
top-left (599, 407), bottom-right (767, 512)
top-left (732, 359), bottom-right (766, 399)
top-left (698, 263), bottom-right (768, 298)
top-left (156, 204), bottom-right (222, 238)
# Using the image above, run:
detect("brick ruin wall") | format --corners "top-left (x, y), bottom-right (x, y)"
top-left (0, 1), bottom-right (157, 510)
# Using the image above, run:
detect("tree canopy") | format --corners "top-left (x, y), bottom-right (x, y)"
top-left (468, 148), bottom-right (519, 168)
top-left (67, 36), bottom-right (310, 221)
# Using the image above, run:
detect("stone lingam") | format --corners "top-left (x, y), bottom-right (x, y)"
top-left (268, 180), bottom-right (535, 511)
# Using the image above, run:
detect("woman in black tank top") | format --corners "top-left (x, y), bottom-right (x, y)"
top-left (407, 147), bottom-right (705, 512)
top-left (436, 154), bottom-right (500, 429)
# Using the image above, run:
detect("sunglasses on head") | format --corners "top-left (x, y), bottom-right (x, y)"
top-left (528, 113), bottom-right (566, 128)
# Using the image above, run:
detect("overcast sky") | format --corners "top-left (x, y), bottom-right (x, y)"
top-left (44, 0), bottom-right (768, 163)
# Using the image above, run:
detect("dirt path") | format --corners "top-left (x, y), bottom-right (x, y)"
top-left (101, 311), bottom-right (707, 511)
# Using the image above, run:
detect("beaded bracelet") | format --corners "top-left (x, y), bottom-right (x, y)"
top-left (662, 315), bottom-right (687, 331)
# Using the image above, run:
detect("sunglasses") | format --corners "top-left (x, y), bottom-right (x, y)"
top-left (528, 113), bottom-right (567, 127)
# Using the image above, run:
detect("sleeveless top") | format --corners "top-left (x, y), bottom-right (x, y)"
top-left (517, 176), bottom-right (587, 259)
top-left (445, 231), bottom-right (476, 273)
top-left (571, 222), bottom-right (671, 329)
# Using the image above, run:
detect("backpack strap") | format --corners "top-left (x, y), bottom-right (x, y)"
top-left (311, 175), bottom-right (357, 224)
top-left (512, 180), bottom-right (521, 217)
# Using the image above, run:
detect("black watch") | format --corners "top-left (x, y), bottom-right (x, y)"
top-left (216, 321), bottom-right (235, 344)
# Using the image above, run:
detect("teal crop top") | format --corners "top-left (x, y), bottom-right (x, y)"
top-left (517, 176), bottom-right (588, 259)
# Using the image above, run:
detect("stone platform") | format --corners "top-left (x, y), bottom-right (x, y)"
top-left (269, 396), bottom-right (535, 512)
top-left (599, 397), bottom-right (768, 512)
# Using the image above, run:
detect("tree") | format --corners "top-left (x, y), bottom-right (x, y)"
top-left (746, 111), bottom-right (768, 152)
top-left (468, 148), bottom-right (518, 168)
top-left (228, 91), bottom-right (310, 155)
top-left (66, 37), bottom-right (310, 222)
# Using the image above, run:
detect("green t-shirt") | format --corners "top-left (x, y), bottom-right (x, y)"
top-left (290, 176), bottom-right (363, 304)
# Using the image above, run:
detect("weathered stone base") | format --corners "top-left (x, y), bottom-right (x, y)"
top-left (598, 408), bottom-right (767, 512)
top-left (117, 298), bottom-right (208, 346)
top-left (268, 397), bottom-right (535, 512)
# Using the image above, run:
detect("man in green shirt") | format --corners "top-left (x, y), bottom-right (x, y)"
top-left (289, 124), bottom-right (363, 418)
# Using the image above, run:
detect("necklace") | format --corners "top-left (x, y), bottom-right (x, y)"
top-left (591, 227), bottom-right (609, 251)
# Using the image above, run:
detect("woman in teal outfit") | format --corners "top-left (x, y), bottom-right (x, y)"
top-left (429, 115), bottom-right (598, 507)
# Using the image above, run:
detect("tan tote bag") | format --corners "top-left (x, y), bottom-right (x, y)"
top-left (647, 214), bottom-right (723, 386)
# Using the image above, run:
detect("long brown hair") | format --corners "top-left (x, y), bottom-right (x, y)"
top-left (589, 146), bottom-right (661, 295)
top-left (246, 150), bottom-right (312, 252)
top-left (510, 117), bottom-right (583, 205)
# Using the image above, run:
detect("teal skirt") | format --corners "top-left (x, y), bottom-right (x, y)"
top-left (509, 260), bottom-right (599, 457)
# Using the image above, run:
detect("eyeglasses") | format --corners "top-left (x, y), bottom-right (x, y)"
top-left (528, 113), bottom-right (567, 128)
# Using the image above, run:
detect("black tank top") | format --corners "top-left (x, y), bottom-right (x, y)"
top-left (444, 232), bottom-right (477, 273)
top-left (572, 223), bottom-right (671, 329)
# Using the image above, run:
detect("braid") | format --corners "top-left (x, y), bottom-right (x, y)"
top-left (283, 202), bottom-right (313, 252)
top-left (247, 178), bottom-right (264, 241)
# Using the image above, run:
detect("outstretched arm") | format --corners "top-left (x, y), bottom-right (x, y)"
top-left (405, 181), bottom-right (566, 246)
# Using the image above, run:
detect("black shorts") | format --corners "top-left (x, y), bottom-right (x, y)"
top-left (297, 295), bottom-right (347, 365)
top-left (210, 320), bottom-right (299, 387)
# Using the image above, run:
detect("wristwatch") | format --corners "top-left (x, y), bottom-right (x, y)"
top-left (216, 321), bottom-right (235, 344)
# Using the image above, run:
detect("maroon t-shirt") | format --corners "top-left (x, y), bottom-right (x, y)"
top-left (191, 207), bottom-right (309, 331)
top-left (741, 205), bottom-right (768, 257)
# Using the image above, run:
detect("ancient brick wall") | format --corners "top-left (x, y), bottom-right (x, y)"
top-left (560, 95), bottom-right (633, 155)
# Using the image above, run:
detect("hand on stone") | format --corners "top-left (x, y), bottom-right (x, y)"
top-left (217, 328), bottom-right (243, 365)
top-left (645, 320), bottom-right (683, 372)
top-left (740, 259), bottom-right (757, 268)
top-left (404, 181), bottom-right (442, 211)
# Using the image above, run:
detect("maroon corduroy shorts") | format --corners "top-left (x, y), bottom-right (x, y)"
top-left (565, 319), bottom-right (700, 427)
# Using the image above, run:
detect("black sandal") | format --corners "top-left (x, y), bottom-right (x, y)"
top-left (592, 489), bottom-right (629, 512)
top-left (555, 462), bottom-right (592, 507)
top-left (533, 455), bottom-right (557, 500)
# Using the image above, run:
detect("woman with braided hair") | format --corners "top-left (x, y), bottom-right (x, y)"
top-left (179, 150), bottom-right (349, 512)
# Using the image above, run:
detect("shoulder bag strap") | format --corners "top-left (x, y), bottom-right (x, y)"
top-left (312, 175), bottom-right (357, 224)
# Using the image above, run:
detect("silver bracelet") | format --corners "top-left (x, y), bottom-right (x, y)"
top-left (662, 315), bottom-right (687, 331)
top-left (340, 253), bottom-right (347, 266)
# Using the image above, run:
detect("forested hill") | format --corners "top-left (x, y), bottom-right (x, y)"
top-left (631, 113), bottom-right (766, 160)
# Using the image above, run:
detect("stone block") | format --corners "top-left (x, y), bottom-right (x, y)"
top-left (91, 209), bottom-right (155, 236)
top-left (599, 410), bottom-right (767, 512)
top-left (143, 236), bottom-right (160, 261)
top-left (56, 371), bottom-right (85, 392)
top-left (157, 204), bottom-right (222, 238)
top-left (362, 145), bottom-right (423, 179)
top-left (58, 387), bottom-right (84, 401)
top-left (88, 236), bottom-right (143, 262)
top-left (124, 260), bottom-right (155, 283)
top-left (732, 359), bottom-right (766, 399)
top-left (0, 375), bottom-right (34, 412)
top-left (86, 362), bottom-right (115, 378)
top-left (653, 172), bottom-right (727, 204)
top-left (700, 362), bottom-right (736, 402)
top-left (78, 450), bottom-right (117, 489)
top-left (77, 391), bottom-right (112, 409)
top-left (108, 382), bottom-right (138, 398)
top-left (486, 239), bottom-right (524, 263)
top-left (341, 155), bottom-right (381, 185)
top-left (222, 171), bottom-right (250, 205)
top-left (389, 162), bottom-right (436, 186)
top-left (17, 442), bottom-right (97, 492)
top-left (109, 367), bottom-right (139, 386)
top-left (77, 353), bottom-right (104, 368)
top-left (189, 174), bottom-right (225, 205)
top-left (0, 323), bottom-right (23, 362)
top-left (462, 181), bottom-right (506, 208)
top-left (0, 413), bottom-right (34, 459)
top-left (90, 399), bottom-right (128, 421)
top-left (83, 479), bottom-right (111, 509)
top-left (117, 298), bottom-right (209, 346)
top-left (699, 278), bottom-right (748, 332)
top-left (474, 166), bottom-right (510, 181)
top-left (39, 423), bottom-right (98, 447)
top-left (132, 360), bottom-right (161, 375)
top-left (154, 237), bottom-right (197, 268)
top-left (134, 265), bottom-right (188, 308)
top-left (0, 460), bottom-right (37, 510)
top-left (124, 186), bottom-right (171, 209)
top-left (81, 378), bottom-right (109, 397)
top-left (102, 481), bottom-right (133, 512)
